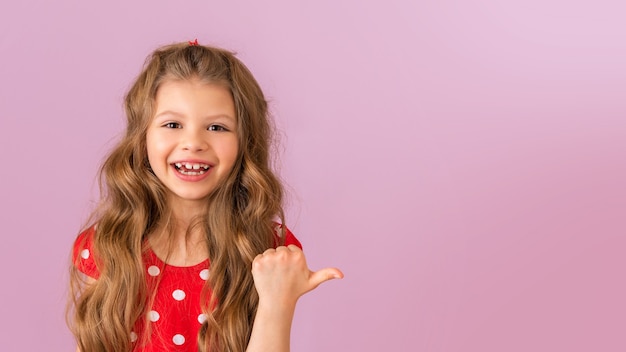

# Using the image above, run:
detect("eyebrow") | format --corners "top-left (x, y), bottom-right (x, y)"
top-left (154, 110), bottom-right (236, 121)
top-left (153, 110), bottom-right (183, 119)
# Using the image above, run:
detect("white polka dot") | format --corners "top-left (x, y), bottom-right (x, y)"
top-left (147, 265), bottom-right (160, 276)
top-left (149, 310), bottom-right (160, 322)
top-left (198, 313), bottom-right (207, 324)
top-left (172, 289), bottom-right (186, 301)
top-left (199, 269), bottom-right (209, 280)
top-left (80, 249), bottom-right (90, 259)
top-left (130, 331), bottom-right (137, 342)
top-left (172, 334), bottom-right (185, 345)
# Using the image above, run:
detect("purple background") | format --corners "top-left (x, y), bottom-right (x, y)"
top-left (1, 1), bottom-right (625, 351)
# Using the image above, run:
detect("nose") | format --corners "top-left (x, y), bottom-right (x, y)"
top-left (181, 129), bottom-right (208, 152)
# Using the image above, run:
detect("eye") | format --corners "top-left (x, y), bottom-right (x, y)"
top-left (208, 124), bottom-right (228, 132)
top-left (163, 122), bottom-right (181, 129)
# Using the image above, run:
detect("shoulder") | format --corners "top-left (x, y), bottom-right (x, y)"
top-left (273, 223), bottom-right (302, 249)
top-left (72, 225), bottom-right (100, 279)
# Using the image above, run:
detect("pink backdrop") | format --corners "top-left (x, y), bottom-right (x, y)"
top-left (1, 0), bottom-right (624, 351)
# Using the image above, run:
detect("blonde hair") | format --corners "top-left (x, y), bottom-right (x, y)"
top-left (69, 42), bottom-right (286, 351)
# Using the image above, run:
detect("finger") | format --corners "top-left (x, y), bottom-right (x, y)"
top-left (275, 246), bottom-right (289, 253)
top-left (286, 244), bottom-right (302, 252)
top-left (308, 267), bottom-right (344, 289)
top-left (263, 248), bottom-right (275, 255)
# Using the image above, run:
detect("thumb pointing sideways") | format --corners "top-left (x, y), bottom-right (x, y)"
top-left (308, 267), bottom-right (344, 291)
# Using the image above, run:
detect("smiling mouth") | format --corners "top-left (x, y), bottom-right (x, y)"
top-left (173, 162), bottom-right (211, 175)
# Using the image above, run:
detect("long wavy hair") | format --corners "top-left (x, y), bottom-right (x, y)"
top-left (68, 42), bottom-right (286, 351)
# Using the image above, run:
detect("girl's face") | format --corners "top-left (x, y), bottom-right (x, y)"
top-left (146, 78), bottom-right (239, 209)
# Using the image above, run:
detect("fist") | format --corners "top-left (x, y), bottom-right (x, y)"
top-left (251, 245), bottom-right (343, 306)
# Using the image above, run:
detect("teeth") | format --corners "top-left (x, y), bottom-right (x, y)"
top-left (178, 170), bottom-right (205, 175)
top-left (173, 162), bottom-right (211, 174)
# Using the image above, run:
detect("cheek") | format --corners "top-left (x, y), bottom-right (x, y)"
top-left (227, 140), bottom-right (240, 165)
top-left (145, 133), bottom-right (167, 165)
top-left (216, 137), bottom-right (239, 169)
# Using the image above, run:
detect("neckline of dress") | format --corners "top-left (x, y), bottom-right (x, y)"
top-left (145, 245), bottom-right (209, 269)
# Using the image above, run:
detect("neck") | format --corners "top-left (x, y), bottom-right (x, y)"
top-left (149, 196), bottom-right (210, 266)
top-left (170, 196), bottom-right (206, 225)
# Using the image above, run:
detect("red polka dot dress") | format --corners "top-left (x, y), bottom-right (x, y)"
top-left (73, 225), bottom-right (301, 351)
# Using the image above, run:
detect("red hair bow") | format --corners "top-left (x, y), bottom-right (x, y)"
top-left (189, 39), bottom-right (199, 46)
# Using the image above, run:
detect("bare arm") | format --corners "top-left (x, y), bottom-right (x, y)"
top-left (246, 245), bottom-right (343, 352)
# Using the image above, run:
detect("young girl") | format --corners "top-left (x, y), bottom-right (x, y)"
top-left (69, 41), bottom-right (343, 352)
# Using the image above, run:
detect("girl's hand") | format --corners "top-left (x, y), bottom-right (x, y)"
top-left (251, 245), bottom-right (343, 306)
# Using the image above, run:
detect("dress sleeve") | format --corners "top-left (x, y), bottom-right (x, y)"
top-left (274, 223), bottom-right (302, 249)
top-left (283, 226), bottom-right (302, 249)
top-left (72, 225), bottom-right (100, 279)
